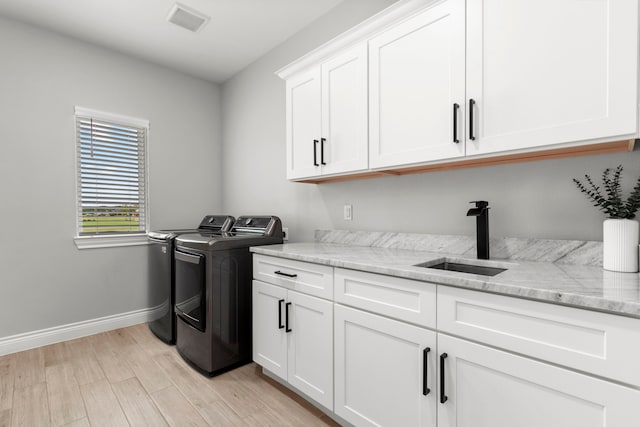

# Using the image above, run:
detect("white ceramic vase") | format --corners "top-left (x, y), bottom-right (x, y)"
top-left (603, 218), bottom-right (639, 272)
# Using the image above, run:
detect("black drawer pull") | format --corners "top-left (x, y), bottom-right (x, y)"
top-left (423, 347), bottom-right (431, 396)
top-left (469, 99), bottom-right (476, 141)
top-left (278, 299), bottom-right (285, 329)
top-left (313, 140), bottom-right (319, 166)
top-left (285, 302), bottom-right (292, 333)
top-left (440, 353), bottom-right (448, 404)
top-left (274, 270), bottom-right (297, 278)
top-left (452, 103), bottom-right (459, 143)
top-left (320, 137), bottom-right (327, 165)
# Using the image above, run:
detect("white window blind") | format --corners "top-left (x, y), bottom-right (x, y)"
top-left (75, 107), bottom-right (148, 236)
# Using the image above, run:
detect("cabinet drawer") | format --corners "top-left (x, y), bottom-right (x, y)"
top-left (438, 286), bottom-right (640, 387)
top-left (335, 268), bottom-right (436, 328)
top-left (253, 254), bottom-right (333, 299)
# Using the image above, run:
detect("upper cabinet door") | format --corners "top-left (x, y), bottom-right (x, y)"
top-left (320, 44), bottom-right (369, 175)
top-left (466, 0), bottom-right (639, 156)
top-left (286, 68), bottom-right (321, 180)
top-left (369, 0), bottom-right (466, 169)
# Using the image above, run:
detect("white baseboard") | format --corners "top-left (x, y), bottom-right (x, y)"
top-left (0, 307), bottom-right (155, 356)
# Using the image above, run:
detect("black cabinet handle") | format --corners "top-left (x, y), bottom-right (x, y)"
top-left (320, 138), bottom-right (327, 165)
top-left (440, 353), bottom-right (448, 404)
top-left (453, 103), bottom-right (459, 143)
top-left (313, 140), bottom-right (319, 166)
top-left (285, 302), bottom-right (292, 333)
top-left (278, 299), bottom-right (285, 329)
top-left (469, 99), bottom-right (476, 141)
top-left (423, 347), bottom-right (431, 396)
top-left (274, 270), bottom-right (297, 278)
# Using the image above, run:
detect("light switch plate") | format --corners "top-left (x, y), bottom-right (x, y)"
top-left (344, 204), bottom-right (353, 221)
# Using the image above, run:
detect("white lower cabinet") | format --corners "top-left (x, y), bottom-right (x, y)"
top-left (252, 280), bottom-right (333, 410)
top-left (334, 304), bottom-right (437, 427)
top-left (287, 290), bottom-right (334, 409)
top-left (437, 285), bottom-right (640, 388)
top-left (253, 280), bottom-right (288, 378)
top-left (437, 333), bottom-right (640, 427)
top-left (253, 256), bottom-right (640, 427)
top-left (333, 279), bottom-right (640, 427)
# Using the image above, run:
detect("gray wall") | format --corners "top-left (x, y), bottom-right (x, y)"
top-left (0, 16), bottom-right (223, 338)
top-left (221, 0), bottom-right (640, 243)
top-left (3, 0), bottom-right (639, 341)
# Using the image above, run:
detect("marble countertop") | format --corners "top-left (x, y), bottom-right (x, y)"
top-left (250, 242), bottom-right (640, 319)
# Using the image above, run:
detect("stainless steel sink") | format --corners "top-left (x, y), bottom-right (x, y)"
top-left (414, 260), bottom-right (507, 277)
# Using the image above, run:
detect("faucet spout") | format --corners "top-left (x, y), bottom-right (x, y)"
top-left (466, 207), bottom-right (484, 216)
top-left (468, 201), bottom-right (490, 260)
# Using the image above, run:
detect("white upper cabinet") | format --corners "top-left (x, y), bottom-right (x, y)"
top-left (285, 68), bottom-right (321, 180)
top-left (285, 44), bottom-right (368, 180)
top-left (369, 0), bottom-right (466, 168)
top-left (279, 0), bottom-right (639, 180)
top-left (465, 0), bottom-right (639, 155)
top-left (320, 44), bottom-right (369, 175)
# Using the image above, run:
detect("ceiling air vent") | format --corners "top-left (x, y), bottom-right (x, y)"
top-left (167, 3), bottom-right (210, 33)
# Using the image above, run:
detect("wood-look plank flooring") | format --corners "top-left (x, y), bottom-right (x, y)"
top-left (0, 324), bottom-right (338, 427)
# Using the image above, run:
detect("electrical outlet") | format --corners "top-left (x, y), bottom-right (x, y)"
top-left (344, 204), bottom-right (353, 221)
top-left (282, 227), bottom-right (289, 241)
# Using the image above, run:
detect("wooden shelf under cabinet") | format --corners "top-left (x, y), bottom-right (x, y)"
top-left (296, 139), bottom-right (637, 184)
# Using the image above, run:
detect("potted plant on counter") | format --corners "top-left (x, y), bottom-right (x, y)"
top-left (574, 165), bottom-right (640, 272)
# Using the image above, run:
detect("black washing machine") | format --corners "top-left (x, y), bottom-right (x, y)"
top-left (174, 216), bottom-right (283, 375)
top-left (147, 215), bottom-right (234, 344)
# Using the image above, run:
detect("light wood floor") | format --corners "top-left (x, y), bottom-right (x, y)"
top-left (0, 324), bottom-right (338, 427)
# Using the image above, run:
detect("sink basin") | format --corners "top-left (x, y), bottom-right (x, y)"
top-left (415, 260), bottom-right (507, 277)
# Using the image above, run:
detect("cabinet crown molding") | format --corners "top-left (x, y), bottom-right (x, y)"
top-left (275, 0), bottom-right (437, 80)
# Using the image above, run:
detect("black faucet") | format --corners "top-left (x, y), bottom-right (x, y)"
top-left (466, 201), bottom-right (490, 260)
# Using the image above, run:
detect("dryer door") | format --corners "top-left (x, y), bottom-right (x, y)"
top-left (175, 249), bottom-right (206, 332)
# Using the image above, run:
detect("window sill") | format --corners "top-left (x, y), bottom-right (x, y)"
top-left (74, 233), bottom-right (150, 249)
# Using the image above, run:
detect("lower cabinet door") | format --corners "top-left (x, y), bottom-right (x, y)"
top-left (252, 280), bottom-right (288, 379)
top-left (287, 291), bottom-right (334, 410)
top-left (437, 333), bottom-right (640, 427)
top-left (334, 304), bottom-right (437, 427)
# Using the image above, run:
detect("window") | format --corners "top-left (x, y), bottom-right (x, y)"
top-left (74, 107), bottom-right (149, 248)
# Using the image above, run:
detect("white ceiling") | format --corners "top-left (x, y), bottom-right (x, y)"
top-left (0, 0), bottom-right (345, 83)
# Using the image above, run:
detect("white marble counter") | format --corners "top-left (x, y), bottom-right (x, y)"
top-left (250, 242), bottom-right (640, 319)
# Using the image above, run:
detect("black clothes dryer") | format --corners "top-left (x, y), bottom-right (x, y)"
top-left (174, 216), bottom-right (283, 375)
top-left (147, 215), bottom-right (234, 344)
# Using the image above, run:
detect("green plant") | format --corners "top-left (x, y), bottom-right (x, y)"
top-left (573, 165), bottom-right (640, 219)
